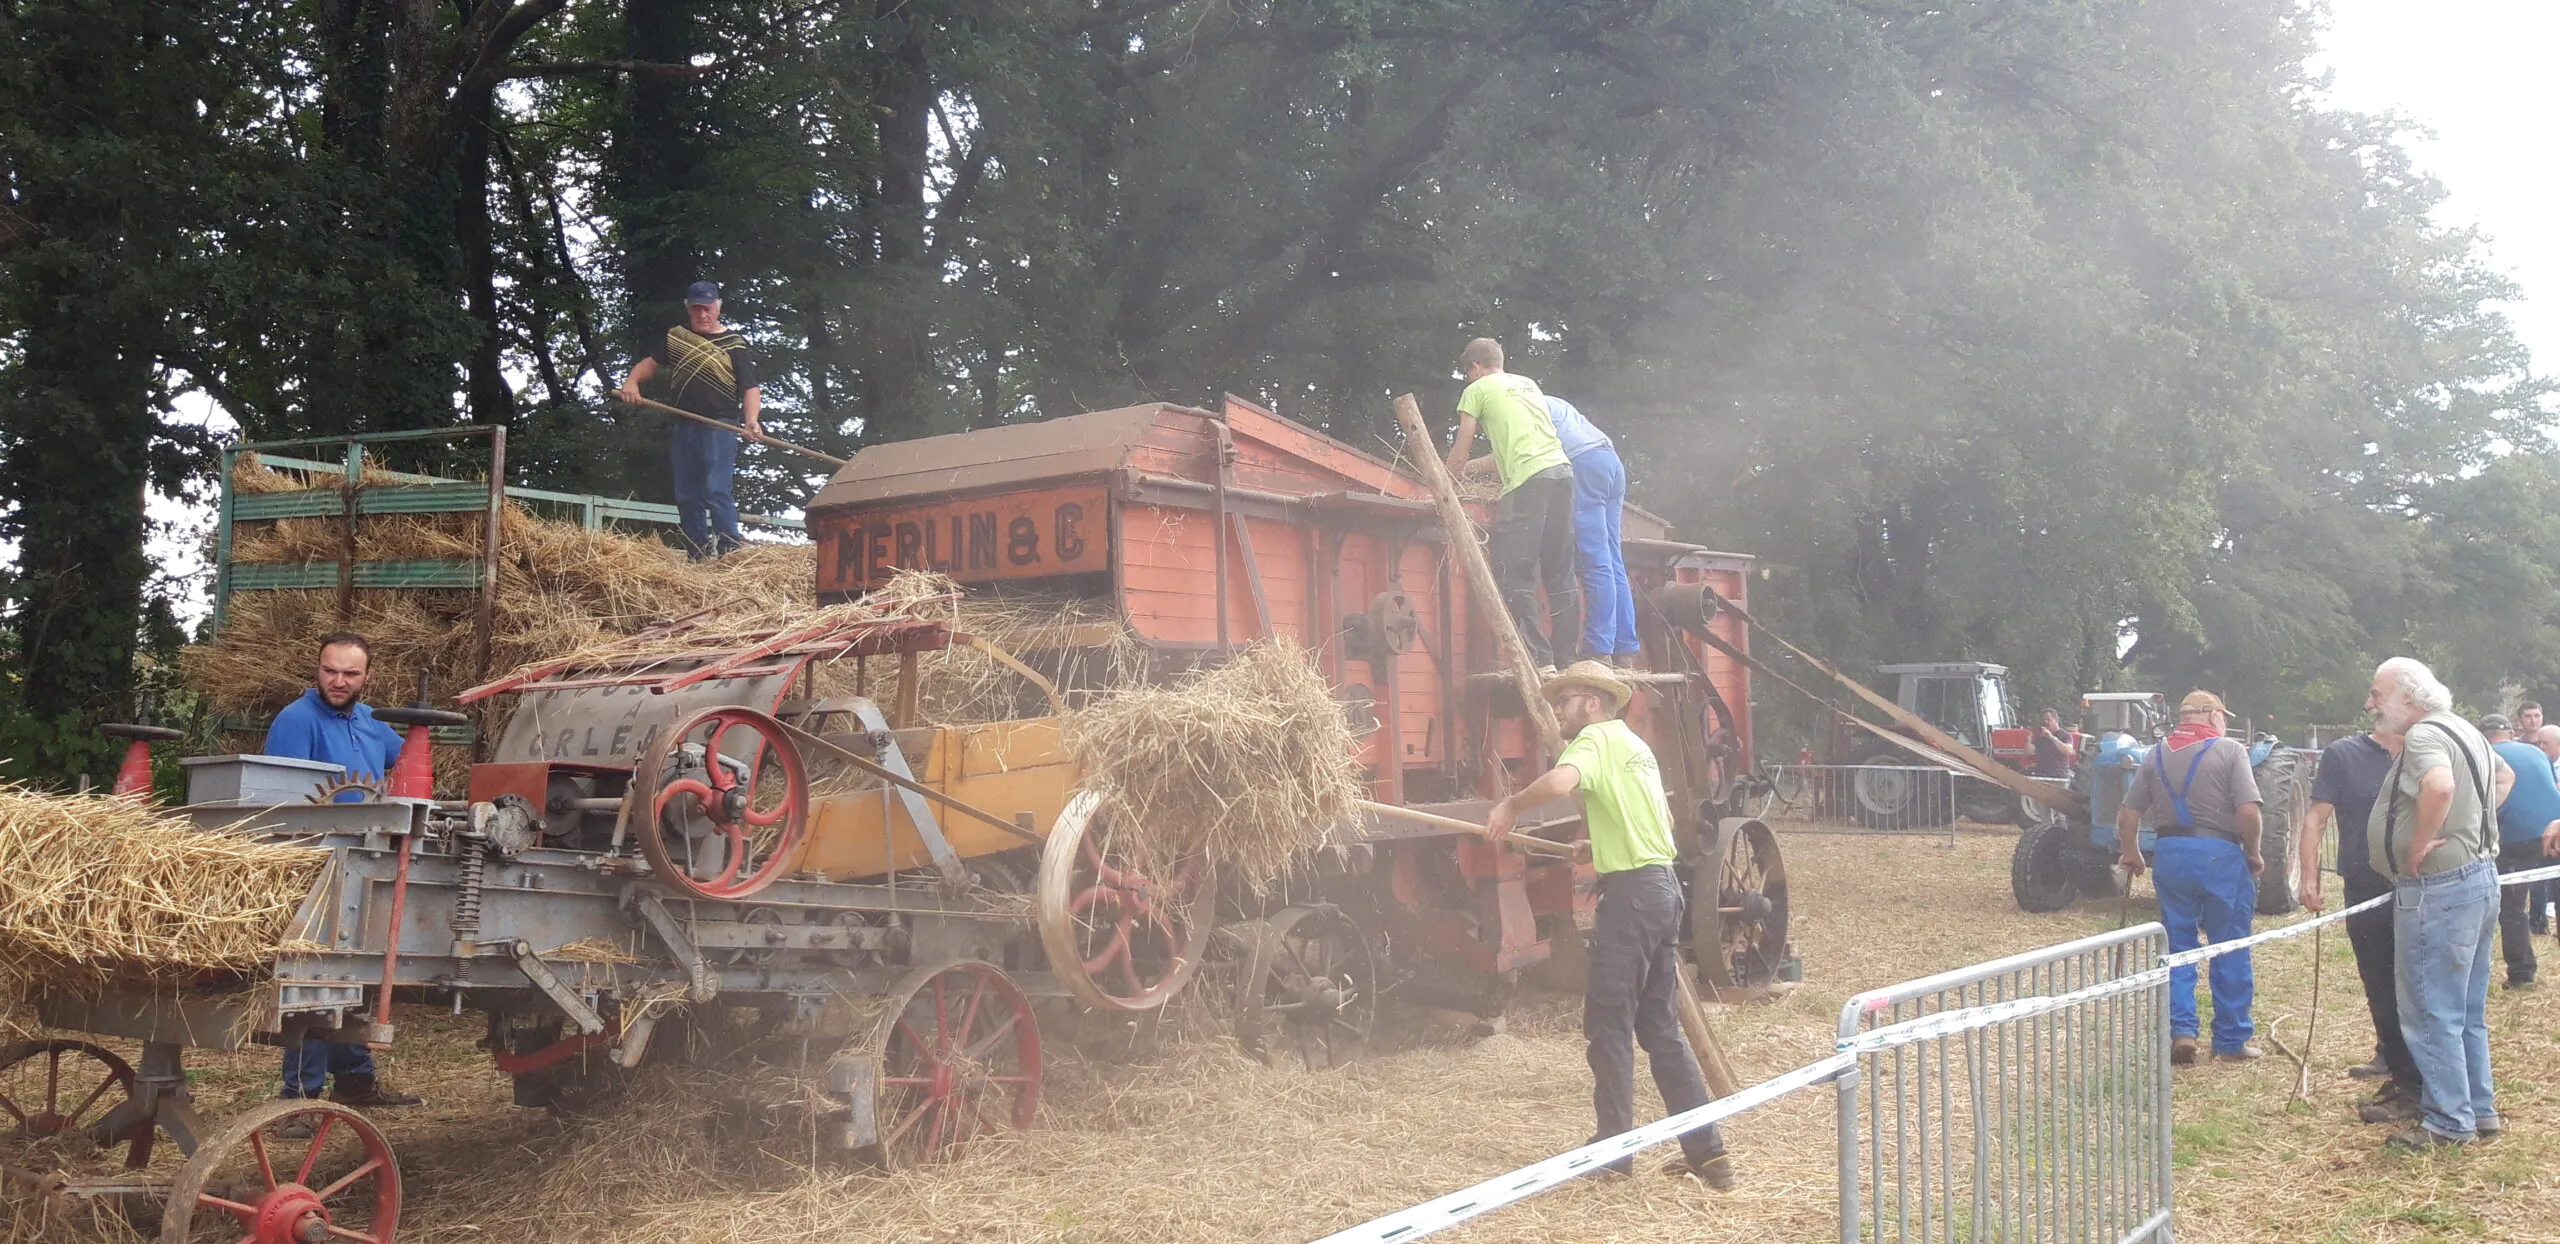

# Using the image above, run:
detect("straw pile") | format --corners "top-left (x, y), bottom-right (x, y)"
top-left (190, 460), bottom-right (1136, 796)
top-left (0, 784), bottom-right (325, 982)
top-left (1062, 639), bottom-right (1363, 884)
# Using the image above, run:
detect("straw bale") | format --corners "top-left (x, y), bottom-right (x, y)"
top-left (1062, 639), bottom-right (1363, 885)
top-left (0, 785), bottom-right (326, 982)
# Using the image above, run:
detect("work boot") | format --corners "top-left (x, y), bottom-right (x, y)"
top-left (328, 1076), bottom-right (423, 1108)
top-left (1665, 1154), bottom-right (1736, 1191)
top-left (2476, 1113), bottom-right (2504, 1140)
top-left (2383, 1127), bottom-right (2466, 1153)
top-left (2171, 1037), bottom-right (2198, 1066)
top-left (2358, 1093), bottom-right (2419, 1125)
top-left (2211, 1044), bottom-right (2267, 1063)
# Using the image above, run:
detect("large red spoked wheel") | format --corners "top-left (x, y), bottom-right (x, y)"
top-left (0, 1039), bottom-right (147, 1165)
top-left (630, 704), bottom-right (811, 900)
top-left (160, 1100), bottom-right (399, 1243)
top-left (1037, 789), bottom-right (1217, 1012)
top-left (867, 960), bottom-right (1042, 1169)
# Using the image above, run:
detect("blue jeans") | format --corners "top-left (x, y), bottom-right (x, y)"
top-left (2153, 835), bottom-right (2256, 1051)
top-left (1569, 446), bottom-right (1639, 660)
top-left (670, 419), bottom-right (744, 559)
top-left (2394, 857), bottom-right (2499, 1140)
top-left (281, 1040), bottom-right (374, 1098)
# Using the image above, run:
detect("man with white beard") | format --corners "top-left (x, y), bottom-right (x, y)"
top-left (2365, 658), bottom-right (2511, 1150)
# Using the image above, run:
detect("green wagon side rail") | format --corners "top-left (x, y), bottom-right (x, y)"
top-left (213, 427), bottom-right (806, 679)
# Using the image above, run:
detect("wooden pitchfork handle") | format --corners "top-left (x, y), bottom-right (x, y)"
top-left (1357, 800), bottom-right (1580, 858)
top-left (619, 393), bottom-right (849, 469)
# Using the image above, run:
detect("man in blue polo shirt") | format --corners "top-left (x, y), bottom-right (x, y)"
top-left (1545, 396), bottom-right (1641, 668)
top-left (262, 633), bottom-right (423, 1114)
top-left (2482, 715), bottom-right (2559, 989)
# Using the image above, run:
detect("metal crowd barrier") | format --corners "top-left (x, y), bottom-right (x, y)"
top-left (1757, 764), bottom-right (1961, 841)
top-left (1314, 860), bottom-right (2560, 1244)
top-left (1837, 925), bottom-right (2172, 1244)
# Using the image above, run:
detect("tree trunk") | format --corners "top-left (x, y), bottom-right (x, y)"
top-left (607, 0), bottom-right (703, 499)
top-left (0, 1), bottom-right (192, 786)
top-left (862, 10), bottom-right (937, 442)
top-left (459, 94), bottom-right (517, 426)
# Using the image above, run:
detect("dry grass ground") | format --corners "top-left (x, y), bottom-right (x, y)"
top-left (5, 829), bottom-right (2557, 1242)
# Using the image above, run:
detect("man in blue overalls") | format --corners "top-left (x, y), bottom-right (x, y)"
top-left (262, 632), bottom-right (425, 1116)
top-left (2117, 690), bottom-right (2267, 1064)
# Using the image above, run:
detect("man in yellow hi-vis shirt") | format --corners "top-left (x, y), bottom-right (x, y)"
top-left (1485, 660), bottom-right (1733, 1187)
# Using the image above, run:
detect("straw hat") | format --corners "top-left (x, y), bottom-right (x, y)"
top-left (1541, 660), bottom-right (1632, 713)
top-left (2178, 690), bottom-right (2226, 717)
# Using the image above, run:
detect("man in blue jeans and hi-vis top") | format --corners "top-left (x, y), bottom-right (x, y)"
top-left (2366, 657), bottom-right (2512, 1151)
top-left (2118, 689), bottom-right (2265, 1066)
top-left (1544, 395), bottom-right (1640, 667)
top-left (261, 633), bottom-right (425, 1128)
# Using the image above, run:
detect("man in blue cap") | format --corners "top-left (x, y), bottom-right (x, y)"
top-left (261, 632), bottom-right (424, 1120)
top-left (616, 281), bottom-right (762, 559)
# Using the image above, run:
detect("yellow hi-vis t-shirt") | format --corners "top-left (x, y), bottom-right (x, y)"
top-left (1558, 718), bottom-right (1678, 874)
top-left (1456, 372), bottom-right (1570, 494)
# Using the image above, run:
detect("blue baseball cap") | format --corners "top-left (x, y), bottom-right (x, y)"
top-left (684, 281), bottom-right (721, 305)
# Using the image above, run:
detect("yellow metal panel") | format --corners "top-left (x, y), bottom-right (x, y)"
top-left (797, 718), bottom-right (1080, 881)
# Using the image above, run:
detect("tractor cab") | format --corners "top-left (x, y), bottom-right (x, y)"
top-left (1877, 661), bottom-right (2021, 751)
top-left (2081, 691), bottom-right (2168, 742)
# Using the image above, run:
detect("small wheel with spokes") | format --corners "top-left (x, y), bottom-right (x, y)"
top-left (159, 1099), bottom-right (399, 1243)
top-left (1036, 790), bottom-right (1217, 1012)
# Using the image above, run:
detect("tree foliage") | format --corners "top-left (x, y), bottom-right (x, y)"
top-left (0, 0), bottom-right (2549, 783)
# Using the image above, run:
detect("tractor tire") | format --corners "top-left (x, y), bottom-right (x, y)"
top-left (1852, 750), bottom-right (1955, 829)
top-left (1957, 780), bottom-right (2017, 826)
top-left (2252, 746), bottom-right (2312, 916)
top-left (2011, 819), bottom-right (2081, 913)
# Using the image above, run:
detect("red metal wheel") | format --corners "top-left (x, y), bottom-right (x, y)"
top-left (160, 1099), bottom-right (399, 1244)
top-left (629, 704), bottom-right (811, 900)
top-left (1036, 789), bottom-right (1217, 1012)
top-left (869, 960), bottom-right (1042, 1169)
top-left (0, 1039), bottom-right (146, 1163)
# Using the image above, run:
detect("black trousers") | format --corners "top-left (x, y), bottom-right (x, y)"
top-left (1489, 467), bottom-right (1580, 669)
top-left (2343, 872), bottom-right (2420, 1088)
top-left (2497, 840), bottom-right (2545, 984)
top-left (1586, 864), bottom-right (1723, 1170)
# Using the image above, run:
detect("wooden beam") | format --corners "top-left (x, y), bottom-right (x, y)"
top-left (1390, 394), bottom-right (1563, 758)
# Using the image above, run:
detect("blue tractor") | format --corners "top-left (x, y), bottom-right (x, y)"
top-left (2010, 692), bottom-right (2313, 915)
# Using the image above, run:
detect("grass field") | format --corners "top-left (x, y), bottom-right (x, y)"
top-left (4, 829), bottom-right (2556, 1242)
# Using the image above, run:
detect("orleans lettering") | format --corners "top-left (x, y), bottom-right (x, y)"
top-left (1007, 517), bottom-right (1042, 566)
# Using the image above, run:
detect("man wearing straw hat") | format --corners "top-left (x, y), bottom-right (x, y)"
top-left (1484, 660), bottom-right (1732, 1187)
top-left (616, 281), bottom-right (763, 560)
top-left (261, 633), bottom-right (426, 1122)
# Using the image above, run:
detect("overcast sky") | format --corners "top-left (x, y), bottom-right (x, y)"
top-left (2315, 0), bottom-right (2559, 375)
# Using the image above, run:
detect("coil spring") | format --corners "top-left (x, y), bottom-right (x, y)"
top-left (451, 840), bottom-right (487, 983)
